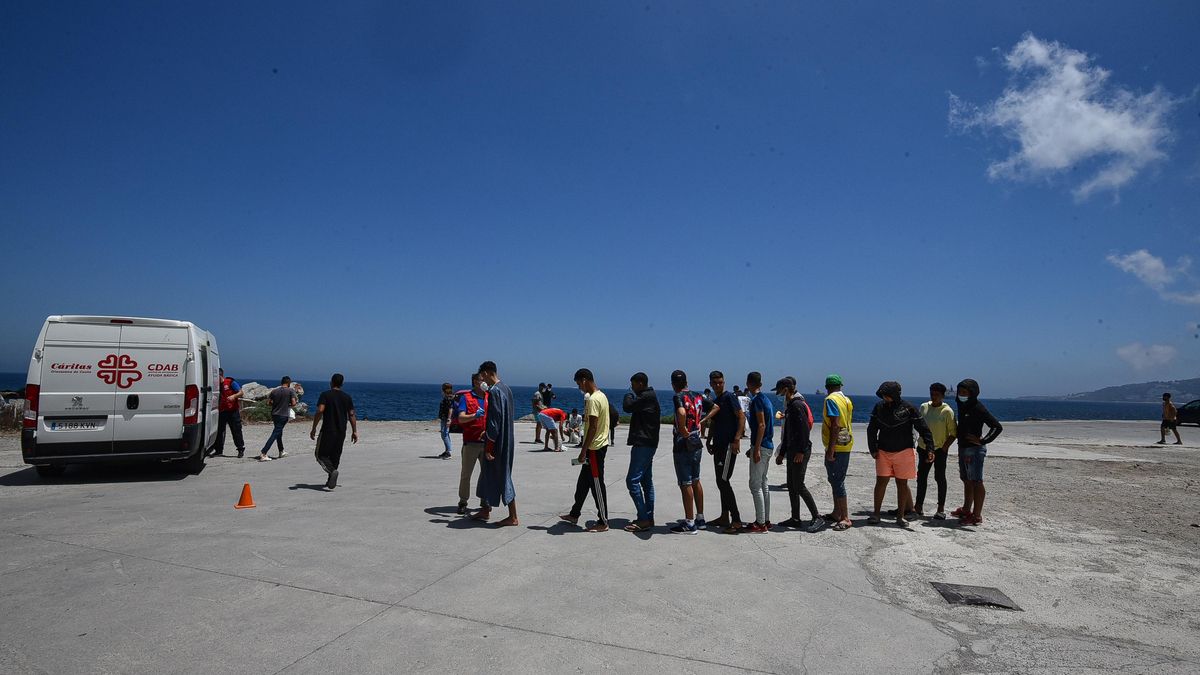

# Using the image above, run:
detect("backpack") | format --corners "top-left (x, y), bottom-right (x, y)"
top-left (448, 391), bottom-right (469, 433)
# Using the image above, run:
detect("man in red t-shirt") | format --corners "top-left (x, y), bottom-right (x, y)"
top-left (455, 373), bottom-right (490, 515)
top-left (537, 407), bottom-right (567, 452)
top-left (211, 368), bottom-right (246, 458)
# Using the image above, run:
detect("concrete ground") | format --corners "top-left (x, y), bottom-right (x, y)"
top-left (0, 420), bottom-right (1197, 674)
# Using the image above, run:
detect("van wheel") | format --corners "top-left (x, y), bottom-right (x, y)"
top-left (34, 465), bottom-right (66, 479)
top-left (181, 447), bottom-right (206, 474)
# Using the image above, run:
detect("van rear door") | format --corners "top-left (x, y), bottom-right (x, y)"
top-left (37, 322), bottom-right (119, 455)
top-left (113, 325), bottom-right (189, 452)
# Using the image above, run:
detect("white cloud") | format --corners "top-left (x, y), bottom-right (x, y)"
top-left (1107, 249), bottom-right (1200, 304)
top-left (1116, 343), bottom-right (1177, 370)
top-left (950, 33), bottom-right (1177, 200)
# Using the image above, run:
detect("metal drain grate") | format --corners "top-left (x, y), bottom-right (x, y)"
top-left (931, 582), bottom-right (1022, 611)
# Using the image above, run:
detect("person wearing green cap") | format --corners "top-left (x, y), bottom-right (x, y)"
top-left (822, 374), bottom-right (854, 531)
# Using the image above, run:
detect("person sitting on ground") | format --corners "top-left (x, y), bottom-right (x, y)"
top-left (566, 408), bottom-right (584, 445)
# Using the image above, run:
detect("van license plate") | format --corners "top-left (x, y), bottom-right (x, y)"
top-left (48, 419), bottom-right (105, 432)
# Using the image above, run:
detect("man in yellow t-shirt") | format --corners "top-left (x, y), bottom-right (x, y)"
top-left (916, 382), bottom-right (957, 519)
top-left (822, 374), bottom-right (854, 531)
top-left (559, 368), bottom-right (611, 532)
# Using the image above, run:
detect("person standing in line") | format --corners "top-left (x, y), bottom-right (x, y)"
top-left (736, 386), bottom-right (752, 443)
top-left (438, 382), bottom-right (456, 460)
top-left (866, 381), bottom-right (934, 528)
top-left (700, 388), bottom-right (714, 439)
top-left (537, 407), bottom-right (568, 451)
top-left (310, 373), bottom-right (358, 490)
top-left (455, 373), bottom-right (490, 514)
top-left (560, 369), bottom-right (611, 532)
top-left (622, 372), bottom-right (661, 532)
top-left (609, 399), bottom-right (619, 448)
top-left (211, 368), bottom-right (246, 458)
top-left (544, 383), bottom-right (557, 411)
top-left (774, 377), bottom-right (824, 531)
top-left (952, 378), bottom-right (1002, 526)
top-left (532, 383), bottom-right (546, 445)
top-left (699, 370), bottom-right (745, 534)
top-left (915, 383), bottom-right (957, 519)
top-left (668, 370), bottom-right (707, 534)
top-left (257, 376), bottom-right (297, 462)
top-left (1159, 393), bottom-right (1183, 445)
top-left (745, 372), bottom-right (775, 533)
top-left (822, 374), bottom-right (854, 531)
top-left (472, 361), bottom-right (519, 526)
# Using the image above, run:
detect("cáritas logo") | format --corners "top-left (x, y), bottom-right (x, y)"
top-left (96, 354), bottom-right (142, 389)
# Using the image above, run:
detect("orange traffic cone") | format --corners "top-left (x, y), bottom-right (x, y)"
top-left (234, 483), bottom-right (256, 509)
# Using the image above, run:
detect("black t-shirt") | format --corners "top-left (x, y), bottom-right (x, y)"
top-left (711, 390), bottom-right (742, 445)
top-left (438, 395), bottom-right (454, 421)
top-left (318, 389), bottom-right (355, 436)
top-left (543, 389), bottom-right (555, 408)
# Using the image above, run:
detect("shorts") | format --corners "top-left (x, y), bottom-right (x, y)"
top-left (1161, 420), bottom-right (1177, 431)
top-left (672, 438), bottom-right (703, 486)
top-left (876, 448), bottom-right (917, 479)
top-left (537, 413), bottom-right (558, 431)
top-left (959, 445), bottom-right (987, 482)
top-left (825, 451), bottom-right (851, 498)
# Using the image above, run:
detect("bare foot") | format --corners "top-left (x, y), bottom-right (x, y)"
top-left (470, 510), bottom-right (492, 521)
top-left (495, 517), bottom-right (519, 527)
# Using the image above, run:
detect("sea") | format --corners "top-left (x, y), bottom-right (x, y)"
top-left (0, 373), bottom-right (1162, 423)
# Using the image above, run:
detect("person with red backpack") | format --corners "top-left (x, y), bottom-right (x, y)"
top-left (454, 373), bottom-right (489, 515)
top-left (210, 368), bottom-right (246, 458)
top-left (669, 370), bottom-right (707, 534)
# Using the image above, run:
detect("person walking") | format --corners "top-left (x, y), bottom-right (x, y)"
top-left (622, 372), bottom-right (660, 533)
top-left (455, 373), bottom-right (489, 515)
top-left (560, 369), bottom-right (611, 532)
top-left (472, 361), bottom-right (519, 526)
top-left (668, 371), bottom-right (707, 534)
top-left (915, 383), bottom-right (957, 519)
top-left (952, 378), bottom-right (1002, 526)
top-left (1159, 393), bottom-right (1183, 445)
top-left (211, 368), bottom-right (246, 458)
top-left (310, 373), bottom-right (358, 489)
top-left (822, 374), bottom-right (854, 531)
top-left (745, 372), bottom-right (775, 533)
top-left (256, 376), bottom-right (297, 462)
top-left (699, 370), bottom-right (745, 534)
top-left (532, 383), bottom-right (546, 444)
top-left (773, 377), bottom-right (824, 531)
top-left (438, 382), bottom-right (456, 459)
top-left (866, 381), bottom-right (934, 528)
top-left (537, 407), bottom-right (568, 451)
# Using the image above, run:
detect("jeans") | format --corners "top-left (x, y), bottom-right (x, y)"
top-left (826, 451), bottom-right (851, 498)
top-left (786, 451), bottom-right (820, 520)
top-left (215, 409), bottom-right (244, 452)
top-left (626, 445), bottom-right (656, 522)
top-left (959, 445), bottom-right (987, 481)
top-left (747, 446), bottom-right (771, 524)
top-left (916, 447), bottom-right (948, 511)
top-left (712, 442), bottom-right (741, 522)
top-left (439, 419), bottom-right (452, 454)
top-left (260, 415), bottom-right (288, 455)
top-left (569, 448), bottom-right (608, 525)
top-left (458, 441), bottom-right (486, 506)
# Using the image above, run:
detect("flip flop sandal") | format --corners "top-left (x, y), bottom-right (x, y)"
top-left (832, 521), bottom-right (851, 531)
top-left (867, 516), bottom-right (882, 524)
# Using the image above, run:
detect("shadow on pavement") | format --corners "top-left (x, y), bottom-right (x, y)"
top-left (288, 483), bottom-right (329, 491)
top-left (0, 463), bottom-right (192, 486)
top-left (424, 506), bottom-right (494, 529)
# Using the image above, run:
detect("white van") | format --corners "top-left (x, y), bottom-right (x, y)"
top-left (21, 316), bottom-right (221, 477)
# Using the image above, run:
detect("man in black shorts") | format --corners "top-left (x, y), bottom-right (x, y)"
top-left (1159, 392), bottom-right (1183, 445)
top-left (310, 373), bottom-right (358, 490)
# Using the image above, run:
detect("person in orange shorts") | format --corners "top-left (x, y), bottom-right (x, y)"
top-left (866, 381), bottom-right (934, 527)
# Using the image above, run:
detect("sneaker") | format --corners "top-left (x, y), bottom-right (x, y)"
top-left (669, 521), bottom-right (698, 534)
top-left (933, 511), bottom-right (947, 520)
top-left (208, 450), bottom-right (224, 457)
top-left (778, 518), bottom-right (802, 528)
top-left (326, 469), bottom-right (338, 489)
top-left (257, 454), bottom-right (272, 462)
top-left (747, 522), bottom-right (767, 533)
top-left (806, 518), bottom-right (827, 533)
top-left (695, 517), bottom-right (707, 530)
top-left (277, 451), bottom-right (289, 459)
top-left (236, 450), bottom-right (244, 458)
top-left (456, 504), bottom-right (467, 515)
top-left (438, 451), bottom-right (452, 460)
top-left (722, 523), bottom-right (743, 534)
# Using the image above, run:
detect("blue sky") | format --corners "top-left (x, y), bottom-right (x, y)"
top-left (2, 1), bottom-right (1198, 397)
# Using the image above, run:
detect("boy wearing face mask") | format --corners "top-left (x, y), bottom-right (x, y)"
top-left (952, 378), bottom-right (1002, 526)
